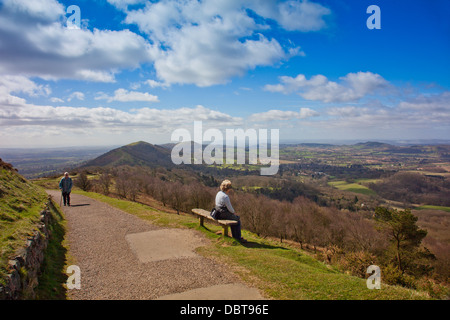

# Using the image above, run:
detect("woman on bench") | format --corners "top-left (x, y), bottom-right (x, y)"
top-left (214, 180), bottom-right (247, 243)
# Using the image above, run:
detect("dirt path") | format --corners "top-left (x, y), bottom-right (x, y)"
top-left (46, 190), bottom-right (263, 300)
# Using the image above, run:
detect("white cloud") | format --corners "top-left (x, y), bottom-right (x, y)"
top-left (152, 30), bottom-right (286, 86)
top-left (67, 92), bottom-right (85, 101)
top-left (107, 0), bottom-right (147, 10)
top-left (50, 97), bottom-right (64, 103)
top-left (265, 72), bottom-right (390, 103)
top-left (95, 89), bottom-right (159, 103)
top-left (326, 106), bottom-right (367, 117)
top-left (0, 1), bottom-right (153, 82)
top-left (0, 75), bottom-right (51, 97)
top-left (322, 92), bottom-right (450, 128)
top-left (74, 70), bottom-right (117, 83)
top-left (0, 0), bottom-right (330, 87)
top-left (398, 92), bottom-right (450, 113)
top-left (1, 75), bottom-right (448, 146)
top-left (123, 0), bottom-right (328, 86)
top-left (0, 104), bottom-right (243, 147)
top-left (249, 108), bottom-right (319, 122)
top-left (0, 75), bottom-right (51, 107)
top-left (1, 0), bottom-right (65, 22)
top-left (0, 77), bottom-right (239, 135)
top-left (146, 79), bottom-right (170, 89)
top-left (251, 0), bottom-right (331, 31)
top-left (0, 102), bottom-right (241, 131)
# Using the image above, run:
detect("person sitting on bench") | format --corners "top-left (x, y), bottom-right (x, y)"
top-left (214, 180), bottom-right (247, 243)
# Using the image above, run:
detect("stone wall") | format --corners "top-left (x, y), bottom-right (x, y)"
top-left (0, 203), bottom-right (54, 300)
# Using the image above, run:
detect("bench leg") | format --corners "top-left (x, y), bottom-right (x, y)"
top-left (223, 225), bottom-right (229, 237)
top-left (199, 216), bottom-right (204, 227)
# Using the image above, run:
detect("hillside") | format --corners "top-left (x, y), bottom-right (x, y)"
top-left (72, 190), bottom-right (432, 300)
top-left (33, 168), bottom-right (447, 299)
top-left (0, 159), bottom-right (48, 284)
top-left (81, 141), bottom-right (173, 169)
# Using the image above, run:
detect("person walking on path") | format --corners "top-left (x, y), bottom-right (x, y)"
top-left (214, 180), bottom-right (247, 243)
top-left (59, 172), bottom-right (73, 206)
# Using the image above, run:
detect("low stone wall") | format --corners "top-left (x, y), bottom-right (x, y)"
top-left (0, 202), bottom-right (54, 300)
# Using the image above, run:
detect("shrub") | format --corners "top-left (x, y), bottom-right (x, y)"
top-left (74, 171), bottom-right (91, 191)
top-left (416, 278), bottom-right (449, 299)
top-left (382, 264), bottom-right (417, 289)
top-left (337, 251), bottom-right (378, 278)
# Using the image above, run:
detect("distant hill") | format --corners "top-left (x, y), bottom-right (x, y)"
top-left (354, 141), bottom-right (393, 148)
top-left (353, 142), bottom-right (433, 154)
top-left (81, 141), bottom-right (173, 169)
top-left (283, 143), bottom-right (336, 148)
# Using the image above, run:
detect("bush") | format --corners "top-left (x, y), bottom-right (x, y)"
top-left (382, 264), bottom-right (417, 289)
top-left (74, 171), bottom-right (91, 191)
top-left (416, 278), bottom-right (449, 299)
top-left (337, 251), bottom-right (378, 278)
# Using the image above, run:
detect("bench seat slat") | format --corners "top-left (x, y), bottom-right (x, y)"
top-left (192, 208), bottom-right (238, 225)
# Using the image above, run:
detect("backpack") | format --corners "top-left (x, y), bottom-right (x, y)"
top-left (210, 207), bottom-right (219, 219)
top-left (210, 205), bottom-right (228, 220)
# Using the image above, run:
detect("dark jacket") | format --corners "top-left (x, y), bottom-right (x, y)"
top-left (59, 177), bottom-right (73, 193)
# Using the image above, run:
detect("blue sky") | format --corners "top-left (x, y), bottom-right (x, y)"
top-left (0, 0), bottom-right (449, 147)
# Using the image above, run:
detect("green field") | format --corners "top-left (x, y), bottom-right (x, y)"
top-left (328, 180), bottom-right (377, 196)
top-left (415, 205), bottom-right (450, 213)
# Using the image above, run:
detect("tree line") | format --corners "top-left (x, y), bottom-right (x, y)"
top-left (369, 172), bottom-right (450, 206)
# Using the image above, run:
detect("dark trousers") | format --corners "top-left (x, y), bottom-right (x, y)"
top-left (62, 192), bottom-right (71, 205)
top-left (216, 210), bottom-right (241, 240)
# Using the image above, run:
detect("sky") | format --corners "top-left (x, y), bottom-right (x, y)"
top-left (0, 0), bottom-right (449, 148)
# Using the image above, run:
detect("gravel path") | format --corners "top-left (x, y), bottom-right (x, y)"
top-left (46, 191), bottom-right (262, 300)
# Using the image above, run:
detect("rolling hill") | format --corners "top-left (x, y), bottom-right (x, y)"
top-left (80, 141), bottom-right (173, 169)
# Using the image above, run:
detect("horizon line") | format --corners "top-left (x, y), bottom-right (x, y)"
top-left (2, 138), bottom-right (450, 150)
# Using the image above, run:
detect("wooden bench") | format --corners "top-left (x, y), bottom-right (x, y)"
top-left (192, 208), bottom-right (238, 237)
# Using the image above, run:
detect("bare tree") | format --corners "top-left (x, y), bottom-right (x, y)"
top-left (188, 182), bottom-right (214, 210)
top-left (126, 178), bottom-right (140, 202)
top-left (168, 181), bottom-right (185, 214)
top-left (236, 194), bottom-right (273, 238)
top-left (98, 172), bottom-right (112, 195)
top-left (74, 171), bottom-right (91, 191)
top-left (156, 180), bottom-right (168, 207)
top-left (115, 172), bottom-right (129, 198)
top-left (271, 201), bottom-right (290, 242)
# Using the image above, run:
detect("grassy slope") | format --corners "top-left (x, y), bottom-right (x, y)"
top-left (74, 190), bottom-right (430, 300)
top-left (0, 167), bottom-right (70, 299)
top-left (32, 199), bottom-right (70, 300)
top-left (0, 168), bottom-right (48, 284)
